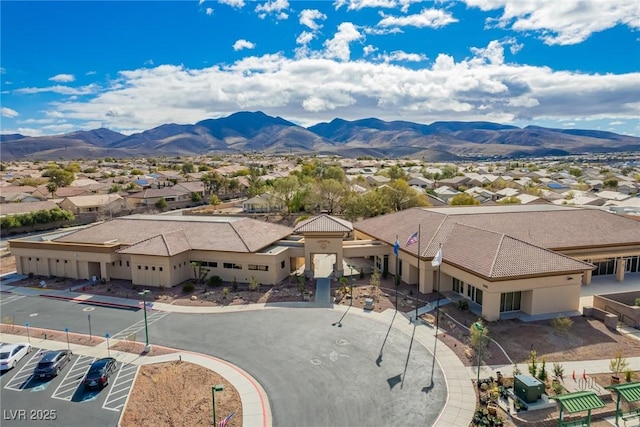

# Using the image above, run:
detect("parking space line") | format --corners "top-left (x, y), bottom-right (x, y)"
top-left (3, 349), bottom-right (43, 391)
top-left (0, 295), bottom-right (25, 306)
top-left (102, 363), bottom-right (138, 412)
top-left (51, 355), bottom-right (95, 401)
top-left (110, 311), bottom-right (169, 340)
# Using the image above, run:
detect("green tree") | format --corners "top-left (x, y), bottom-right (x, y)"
top-left (272, 175), bottom-right (300, 215)
top-left (43, 168), bottom-right (74, 187)
top-left (321, 165), bottom-right (346, 182)
top-left (246, 167), bottom-right (265, 198)
top-left (46, 181), bottom-right (58, 199)
top-left (497, 195), bottom-right (521, 204)
top-left (201, 171), bottom-right (227, 195)
top-left (449, 193), bottom-right (480, 206)
top-left (155, 198), bottom-right (167, 211)
top-left (209, 194), bottom-right (221, 209)
top-left (603, 178), bottom-right (618, 188)
top-left (379, 179), bottom-right (429, 211)
top-left (181, 162), bottom-right (195, 175)
top-left (384, 165), bottom-right (407, 180)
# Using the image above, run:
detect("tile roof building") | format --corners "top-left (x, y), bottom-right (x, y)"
top-left (10, 205), bottom-right (640, 321)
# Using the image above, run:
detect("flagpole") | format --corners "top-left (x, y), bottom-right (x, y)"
top-left (415, 224), bottom-right (420, 322)
top-left (431, 242), bottom-right (442, 386)
top-left (395, 235), bottom-right (399, 312)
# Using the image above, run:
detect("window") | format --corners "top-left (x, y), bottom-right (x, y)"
top-left (248, 264), bottom-right (268, 271)
top-left (138, 266), bottom-right (141, 270)
top-left (36, 258), bottom-right (40, 262)
top-left (119, 261), bottom-right (122, 267)
top-left (28, 257), bottom-right (32, 261)
top-left (174, 265), bottom-right (177, 270)
top-left (500, 292), bottom-right (521, 312)
top-left (223, 262), bottom-right (242, 270)
top-left (56, 260), bottom-right (60, 263)
top-left (64, 260), bottom-right (67, 264)
top-left (281, 260), bottom-right (285, 269)
top-left (126, 261), bottom-right (130, 267)
top-left (111, 262), bottom-right (115, 266)
top-left (152, 266), bottom-right (156, 271)
top-left (468, 285), bottom-right (483, 305)
top-left (145, 266), bottom-right (149, 270)
top-left (452, 278), bottom-right (464, 294)
top-left (159, 267), bottom-right (163, 272)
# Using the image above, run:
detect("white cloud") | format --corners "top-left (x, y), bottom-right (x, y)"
top-left (218, 0), bottom-right (244, 8)
top-left (1, 107), bottom-right (19, 118)
top-left (206, 7), bottom-right (214, 15)
top-left (377, 8), bottom-right (458, 28)
top-left (86, 70), bottom-right (97, 76)
top-left (48, 73), bottom-right (75, 83)
top-left (299, 9), bottom-right (327, 30)
top-left (255, 0), bottom-right (289, 19)
top-left (363, 45), bottom-right (378, 56)
top-left (233, 39), bottom-right (256, 51)
top-left (335, 0), bottom-right (396, 11)
top-left (39, 44), bottom-right (639, 135)
top-left (323, 22), bottom-right (363, 62)
top-left (199, 0), bottom-right (205, 5)
top-left (0, 67), bottom-right (6, 74)
top-left (14, 84), bottom-right (99, 96)
top-left (463, 0), bottom-right (640, 45)
top-left (144, 59), bottom-right (155, 66)
top-left (296, 31), bottom-right (315, 46)
top-left (377, 50), bottom-right (427, 62)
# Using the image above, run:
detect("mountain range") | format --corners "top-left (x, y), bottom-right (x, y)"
top-left (2, 111), bottom-right (639, 161)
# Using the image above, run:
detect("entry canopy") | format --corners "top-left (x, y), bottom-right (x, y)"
top-left (604, 381), bottom-right (640, 403)
top-left (551, 390), bottom-right (606, 413)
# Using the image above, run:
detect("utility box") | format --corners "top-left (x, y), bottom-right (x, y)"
top-left (514, 374), bottom-right (545, 403)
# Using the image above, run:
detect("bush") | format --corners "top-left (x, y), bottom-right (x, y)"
top-left (182, 282), bottom-right (194, 293)
top-left (551, 316), bottom-right (574, 332)
top-left (208, 275), bottom-right (222, 288)
top-left (232, 276), bottom-right (238, 292)
top-left (248, 276), bottom-right (260, 292)
top-left (222, 287), bottom-right (229, 300)
top-left (458, 299), bottom-right (469, 311)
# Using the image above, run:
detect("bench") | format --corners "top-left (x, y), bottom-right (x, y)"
top-left (621, 408), bottom-right (640, 426)
top-left (561, 419), bottom-right (588, 427)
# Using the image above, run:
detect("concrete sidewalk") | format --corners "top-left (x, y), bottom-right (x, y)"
top-left (0, 331), bottom-right (272, 427)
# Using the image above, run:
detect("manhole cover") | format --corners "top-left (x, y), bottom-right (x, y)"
top-left (336, 339), bottom-right (349, 346)
top-left (310, 358), bottom-right (322, 365)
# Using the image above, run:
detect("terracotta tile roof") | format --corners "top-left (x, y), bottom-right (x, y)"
top-left (293, 214), bottom-right (353, 233)
top-left (355, 205), bottom-right (640, 252)
top-left (118, 229), bottom-right (191, 256)
top-left (444, 223), bottom-right (593, 279)
top-left (55, 215), bottom-right (292, 253)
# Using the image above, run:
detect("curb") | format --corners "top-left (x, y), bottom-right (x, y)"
top-left (38, 294), bottom-right (140, 310)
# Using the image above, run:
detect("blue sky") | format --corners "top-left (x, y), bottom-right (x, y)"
top-left (1, 0), bottom-right (639, 137)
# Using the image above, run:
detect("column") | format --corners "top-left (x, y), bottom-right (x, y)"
top-left (100, 262), bottom-right (110, 282)
top-left (582, 269), bottom-right (592, 285)
top-left (615, 257), bottom-right (625, 282)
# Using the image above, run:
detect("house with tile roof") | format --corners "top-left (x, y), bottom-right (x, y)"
top-left (9, 205), bottom-right (640, 321)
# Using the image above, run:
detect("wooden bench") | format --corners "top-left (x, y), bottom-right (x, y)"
top-left (621, 408), bottom-right (640, 426)
top-left (561, 419), bottom-right (588, 427)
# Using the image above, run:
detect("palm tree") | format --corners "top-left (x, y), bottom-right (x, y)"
top-left (46, 182), bottom-right (58, 199)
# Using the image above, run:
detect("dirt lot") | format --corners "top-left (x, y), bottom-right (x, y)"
top-left (120, 361), bottom-right (241, 427)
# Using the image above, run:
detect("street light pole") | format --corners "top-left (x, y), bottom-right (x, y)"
top-left (139, 290), bottom-right (151, 353)
top-left (212, 384), bottom-right (224, 426)
top-left (474, 322), bottom-right (485, 384)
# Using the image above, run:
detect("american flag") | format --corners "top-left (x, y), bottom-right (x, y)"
top-left (217, 412), bottom-right (235, 427)
top-left (405, 231), bottom-right (419, 247)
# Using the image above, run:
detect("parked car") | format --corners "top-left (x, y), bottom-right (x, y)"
top-left (33, 350), bottom-right (72, 378)
top-left (83, 357), bottom-right (117, 389)
top-left (0, 343), bottom-right (32, 371)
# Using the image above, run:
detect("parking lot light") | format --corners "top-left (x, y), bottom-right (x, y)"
top-left (138, 289), bottom-right (151, 353)
top-left (474, 322), bottom-right (485, 384)
top-left (212, 384), bottom-right (224, 425)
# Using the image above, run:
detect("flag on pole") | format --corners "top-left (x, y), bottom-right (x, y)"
top-left (405, 231), bottom-right (419, 247)
top-left (393, 237), bottom-right (400, 256)
top-left (431, 247), bottom-right (442, 267)
top-left (217, 412), bottom-right (235, 427)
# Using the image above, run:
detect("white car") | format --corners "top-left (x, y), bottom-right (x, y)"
top-left (0, 343), bottom-right (32, 371)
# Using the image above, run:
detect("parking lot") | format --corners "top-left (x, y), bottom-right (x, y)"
top-left (1, 347), bottom-right (136, 426)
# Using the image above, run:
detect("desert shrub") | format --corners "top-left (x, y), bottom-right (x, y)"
top-left (222, 287), bottom-right (229, 300)
top-left (248, 276), bottom-right (260, 292)
top-left (635, 297), bottom-right (640, 307)
top-left (552, 362), bottom-right (564, 379)
top-left (552, 381), bottom-right (564, 396)
top-left (626, 369), bottom-right (633, 382)
top-left (551, 316), bottom-right (574, 332)
top-left (182, 282), bottom-right (194, 293)
top-left (458, 299), bottom-right (469, 311)
top-left (232, 276), bottom-right (238, 291)
top-left (208, 275), bottom-right (222, 288)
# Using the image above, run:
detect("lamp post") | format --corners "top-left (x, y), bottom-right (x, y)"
top-left (212, 384), bottom-right (224, 425)
top-left (474, 322), bottom-right (485, 384)
top-left (139, 289), bottom-right (151, 353)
